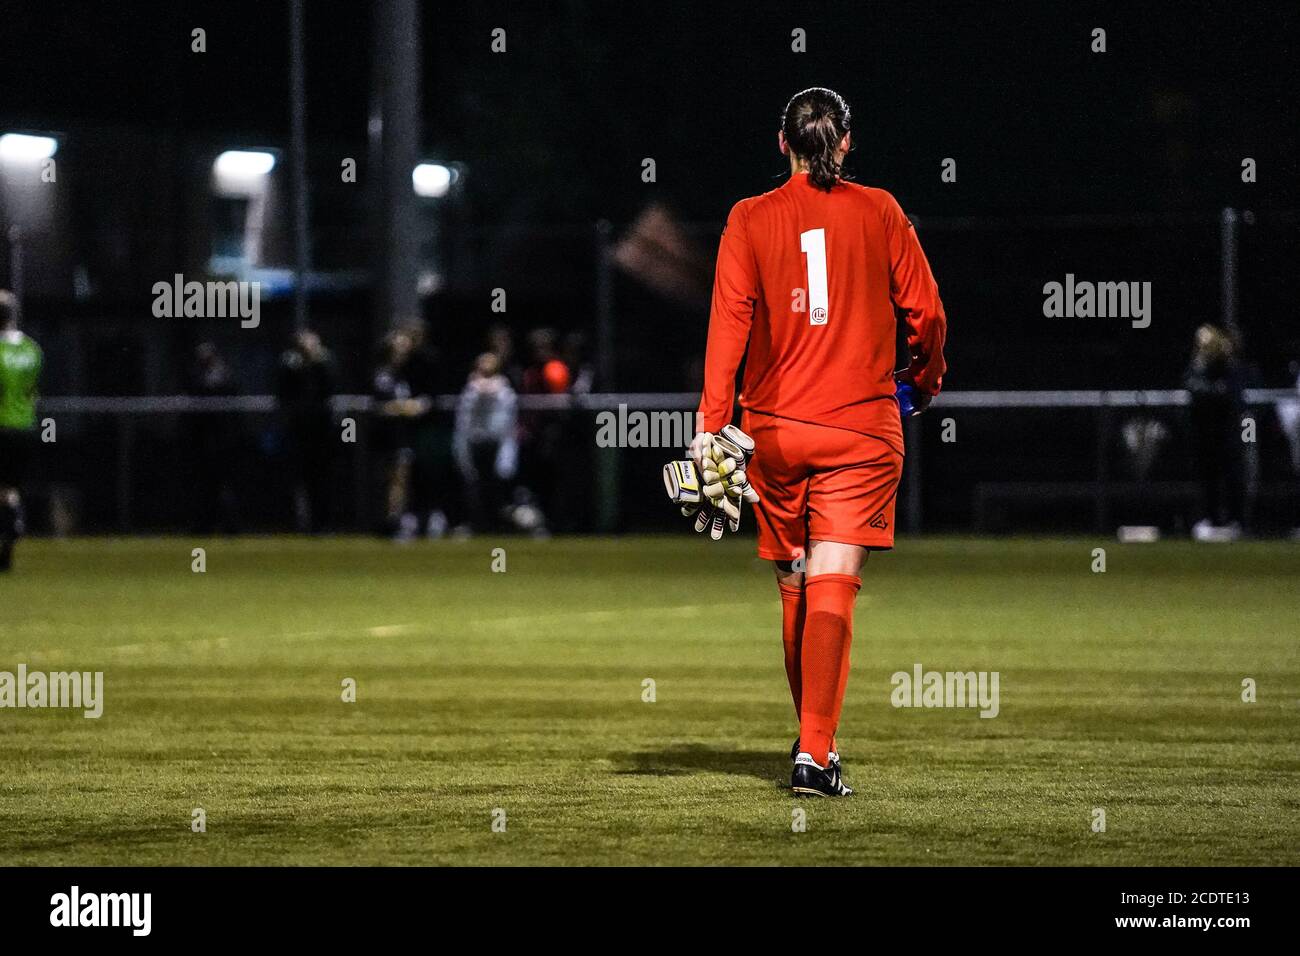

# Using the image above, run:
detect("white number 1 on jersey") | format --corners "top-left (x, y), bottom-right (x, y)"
top-left (800, 228), bottom-right (828, 326)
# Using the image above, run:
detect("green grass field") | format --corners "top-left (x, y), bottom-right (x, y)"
top-left (0, 536), bottom-right (1296, 866)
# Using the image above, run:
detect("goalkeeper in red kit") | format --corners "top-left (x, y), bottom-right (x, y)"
top-left (676, 88), bottom-right (947, 797)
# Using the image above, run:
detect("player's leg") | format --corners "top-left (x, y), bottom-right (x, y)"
top-left (779, 548), bottom-right (859, 764)
top-left (773, 559), bottom-right (805, 720)
top-left (385, 448), bottom-right (413, 537)
top-left (0, 429), bottom-right (29, 572)
top-left (792, 428), bottom-right (903, 797)
top-left (0, 486), bottom-right (18, 572)
top-left (796, 539), bottom-right (867, 761)
top-left (743, 411), bottom-right (813, 747)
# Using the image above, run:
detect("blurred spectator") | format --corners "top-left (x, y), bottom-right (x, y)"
top-left (453, 352), bottom-right (519, 532)
top-left (1183, 324), bottom-right (1244, 540)
top-left (1277, 360), bottom-right (1300, 537)
top-left (521, 328), bottom-right (572, 396)
top-left (400, 318), bottom-right (444, 396)
top-left (276, 329), bottom-right (339, 533)
top-left (519, 328), bottom-right (572, 532)
top-left (1277, 360), bottom-right (1300, 475)
top-left (186, 342), bottom-right (240, 534)
top-left (0, 289), bottom-right (41, 571)
top-left (557, 331), bottom-right (595, 529)
top-left (487, 323), bottom-right (523, 389)
top-left (399, 318), bottom-right (455, 537)
top-left (562, 330), bottom-right (595, 395)
top-left (372, 329), bottom-right (430, 539)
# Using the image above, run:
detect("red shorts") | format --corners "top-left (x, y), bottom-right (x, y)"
top-left (741, 410), bottom-right (904, 561)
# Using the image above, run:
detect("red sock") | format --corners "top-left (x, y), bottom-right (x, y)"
top-left (779, 580), bottom-right (839, 754)
top-left (798, 573), bottom-right (860, 767)
top-left (777, 582), bottom-right (805, 718)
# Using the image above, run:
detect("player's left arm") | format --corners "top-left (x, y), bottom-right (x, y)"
top-left (883, 194), bottom-right (947, 398)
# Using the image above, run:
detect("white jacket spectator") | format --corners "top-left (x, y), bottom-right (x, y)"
top-left (454, 353), bottom-right (519, 483)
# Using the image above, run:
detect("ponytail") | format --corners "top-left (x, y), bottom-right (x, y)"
top-left (781, 88), bottom-right (851, 191)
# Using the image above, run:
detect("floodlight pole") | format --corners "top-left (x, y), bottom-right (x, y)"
top-left (594, 220), bottom-right (619, 532)
top-left (1219, 207), bottom-right (1239, 340)
top-left (1221, 207), bottom-right (1259, 529)
top-left (369, 0), bottom-right (422, 335)
top-left (289, 0), bottom-right (311, 331)
top-left (595, 220), bottom-right (615, 390)
top-left (5, 225), bottom-right (22, 324)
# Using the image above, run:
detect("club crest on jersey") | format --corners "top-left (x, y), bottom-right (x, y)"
top-left (810, 307), bottom-right (827, 325)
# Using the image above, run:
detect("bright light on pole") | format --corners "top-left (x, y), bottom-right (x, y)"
top-left (213, 150), bottom-right (277, 178)
top-left (412, 162), bottom-right (452, 198)
top-left (0, 133), bottom-right (58, 162)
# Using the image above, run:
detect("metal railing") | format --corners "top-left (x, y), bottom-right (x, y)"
top-left (31, 388), bottom-right (1300, 535)
top-left (35, 387), bottom-right (1300, 414)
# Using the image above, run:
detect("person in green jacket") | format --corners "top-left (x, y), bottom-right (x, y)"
top-left (0, 290), bottom-right (42, 572)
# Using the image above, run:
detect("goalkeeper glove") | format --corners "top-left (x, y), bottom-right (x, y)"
top-left (663, 458), bottom-right (743, 540)
top-left (701, 424), bottom-right (761, 506)
top-left (894, 368), bottom-right (932, 417)
top-left (670, 424), bottom-right (759, 539)
top-left (663, 459), bottom-right (701, 511)
top-left (693, 500), bottom-right (732, 540)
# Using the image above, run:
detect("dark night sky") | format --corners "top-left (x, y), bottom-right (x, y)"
top-left (3, 0), bottom-right (1297, 225)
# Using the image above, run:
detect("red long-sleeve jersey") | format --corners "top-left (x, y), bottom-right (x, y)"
top-left (697, 174), bottom-right (947, 450)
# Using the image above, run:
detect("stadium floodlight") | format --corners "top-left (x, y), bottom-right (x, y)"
top-left (213, 150), bottom-right (277, 178)
top-left (212, 149), bottom-right (278, 199)
top-left (412, 162), bottom-right (452, 198)
top-left (0, 133), bottom-right (58, 162)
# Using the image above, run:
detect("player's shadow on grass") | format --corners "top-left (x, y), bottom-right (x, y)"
top-left (611, 744), bottom-right (780, 783)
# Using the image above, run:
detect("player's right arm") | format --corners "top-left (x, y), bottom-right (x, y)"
top-left (883, 193), bottom-right (947, 396)
top-left (697, 201), bottom-right (759, 435)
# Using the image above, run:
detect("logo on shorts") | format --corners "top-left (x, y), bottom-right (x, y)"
top-left (868, 511), bottom-right (888, 530)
